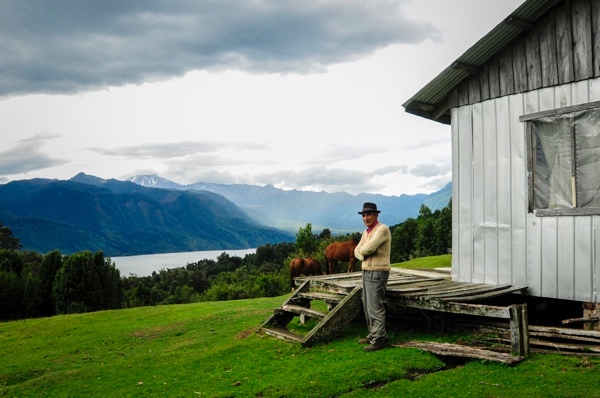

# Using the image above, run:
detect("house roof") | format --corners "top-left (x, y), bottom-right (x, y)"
top-left (402, 0), bottom-right (563, 124)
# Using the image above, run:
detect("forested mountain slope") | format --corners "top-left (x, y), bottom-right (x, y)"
top-left (128, 174), bottom-right (452, 233)
top-left (0, 173), bottom-right (293, 256)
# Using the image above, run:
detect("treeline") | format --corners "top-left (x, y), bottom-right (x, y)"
top-left (0, 249), bottom-right (123, 319)
top-left (390, 202), bottom-right (452, 263)
top-left (292, 202), bottom-right (452, 267)
top-left (0, 241), bottom-right (296, 320)
top-left (0, 201), bottom-right (451, 321)
top-left (121, 244), bottom-right (296, 307)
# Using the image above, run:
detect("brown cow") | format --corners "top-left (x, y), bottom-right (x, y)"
top-left (289, 257), bottom-right (323, 290)
top-left (325, 238), bottom-right (359, 274)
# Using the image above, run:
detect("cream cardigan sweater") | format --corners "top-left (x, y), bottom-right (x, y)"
top-left (354, 222), bottom-right (391, 271)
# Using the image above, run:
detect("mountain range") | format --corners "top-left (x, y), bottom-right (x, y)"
top-left (127, 174), bottom-right (452, 233)
top-left (0, 173), bottom-right (293, 256)
top-left (0, 173), bottom-right (451, 256)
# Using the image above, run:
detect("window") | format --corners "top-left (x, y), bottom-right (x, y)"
top-left (521, 101), bottom-right (600, 216)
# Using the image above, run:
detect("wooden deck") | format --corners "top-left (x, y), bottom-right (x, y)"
top-left (266, 269), bottom-right (600, 359)
top-left (260, 268), bottom-right (529, 360)
top-left (292, 267), bottom-right (530, 358)
top-left (296, 267), bottom-right (528, 303)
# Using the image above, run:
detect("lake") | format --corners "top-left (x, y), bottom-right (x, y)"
top-left (111, 248), bottom-right (256, 277)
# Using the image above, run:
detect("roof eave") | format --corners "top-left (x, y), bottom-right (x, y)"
top-left (402, 0), bottom-right (563, 124)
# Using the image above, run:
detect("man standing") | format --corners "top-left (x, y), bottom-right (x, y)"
top-left (354, 202), bottom-right (391, 352)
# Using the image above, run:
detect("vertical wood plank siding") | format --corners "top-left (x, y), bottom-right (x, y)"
top-left (449, 0), bottom-right (599, 109)
top-left (454, 75), bottom-right (600, 302)
top-left (539, 14), bottom-right (558, 86)
top-left (451, 0), bottom-right (600, 302)
top-left (499, 48), bottom-right (515, 97)
top-left (512, 41), bottom-right (528, 93)
top-left (526, 29), bottom-right (543, 91)
top-left (593, 1), bottom-right (600, 77)
top-left (556, 1), bottom-right (575, 84)
top-left (508, 94), bottom-right (528, 288)
top-left (572, 0), bottom-right (593, 81)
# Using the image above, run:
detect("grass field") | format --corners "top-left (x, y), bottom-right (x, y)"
top-left (2, 255), bottom-right (600, 397)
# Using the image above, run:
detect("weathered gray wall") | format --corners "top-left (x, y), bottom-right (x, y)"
top-left (452, 77), bottom-right (600, 302)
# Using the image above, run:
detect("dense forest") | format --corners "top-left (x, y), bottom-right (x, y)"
top-left (0, 202), bottom-right (451, 321)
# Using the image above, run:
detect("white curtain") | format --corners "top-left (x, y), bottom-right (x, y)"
top-left (532, 116), bottom-right (573, 209)
top-left (574, 110), bottom-right (600, 207)
top-left (531, 110), bottom-right (600, 209)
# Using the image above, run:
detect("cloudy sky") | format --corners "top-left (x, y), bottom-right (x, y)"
top-left (0, 0), bottom-right (524, 196)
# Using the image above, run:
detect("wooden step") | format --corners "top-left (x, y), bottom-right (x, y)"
top-left (259, 281), bottom-right (361, 346)
top-left (302, 285), bottom-right (363, 347)
top-left (260, 327), bottom-right (304, 343)
top-left (297, 291), bottom-right (346, 304)
top-left (305, 279), bottom-right (357, 294)
top-left (281, 304), bottom-right (327, 319)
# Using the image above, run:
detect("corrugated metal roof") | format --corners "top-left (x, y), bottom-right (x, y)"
top-left (403, 0), bottom-right (563, 124)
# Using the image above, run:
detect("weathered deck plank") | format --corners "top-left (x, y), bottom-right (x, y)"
top-left (400, 283), bottom-right (488, 297)
top-left (281, 304), bottom-right (327, 319)
top-left (395, 341), bottom-right (524, 365)
top-left (389, 297), bottom-right (512, 318)
top-left (260, 327), bottom-right (304, 343)
top-left (298, 268), bottom-right (526, 305)
top-left (443, 285), bottom-right (528, 301)
top-left (297, 291), bottom-right (345, 304)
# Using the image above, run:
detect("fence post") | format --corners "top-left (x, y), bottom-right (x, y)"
top-left (509, 304), bottom-right (529, 357)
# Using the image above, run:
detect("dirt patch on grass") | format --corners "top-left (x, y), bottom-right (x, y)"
top-left (236, 327), bottom-right (258, 339)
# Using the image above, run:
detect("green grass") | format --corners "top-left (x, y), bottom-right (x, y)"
top-left (394, 254), bottom-right (451, 269)
top-left (2, 255), bottom-right (600, 397)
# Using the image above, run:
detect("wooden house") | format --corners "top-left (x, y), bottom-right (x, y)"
top-left (403, 0), bottom-right (600, 315)
top-left (260, 0), bottom-right (600, 355)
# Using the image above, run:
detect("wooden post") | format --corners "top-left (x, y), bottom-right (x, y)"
top-left (509, 304), bottom-right (530, 358)
top-left (583, 302), bottom-right (600, 331)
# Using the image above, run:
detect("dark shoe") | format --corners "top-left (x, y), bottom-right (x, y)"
top-left (358, 338), bottom-right (371, 344)
top-left (363, 340), bottom-right (388, 352)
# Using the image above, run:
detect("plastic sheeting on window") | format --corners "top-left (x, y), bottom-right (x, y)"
top-left (531, 110), bottom-right (600, 209)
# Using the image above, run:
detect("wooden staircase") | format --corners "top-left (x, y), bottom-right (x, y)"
top-left (258, 279), bottom-right (363, 346)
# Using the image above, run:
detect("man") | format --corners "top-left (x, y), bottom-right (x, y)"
top-left (354, 202), bottom-right (391, 352)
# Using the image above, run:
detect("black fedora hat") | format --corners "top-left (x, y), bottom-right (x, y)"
top-left (358, 202), bottom-right (381, 214)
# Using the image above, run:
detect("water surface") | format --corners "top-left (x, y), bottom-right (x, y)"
top-left (112, 248), bottom-right (256, 277)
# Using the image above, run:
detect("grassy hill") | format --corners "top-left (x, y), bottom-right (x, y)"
top-left (2, 257), bottom-right (600, 397)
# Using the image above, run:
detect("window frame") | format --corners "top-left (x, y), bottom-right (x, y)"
top-left (520, 100), bottom-right (600, 217)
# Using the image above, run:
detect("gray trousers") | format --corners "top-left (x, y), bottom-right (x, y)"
top-left (362, 270), bottom-right (389, 343)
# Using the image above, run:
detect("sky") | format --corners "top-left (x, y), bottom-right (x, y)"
top-left (0, 0), bottom-right (525, 196)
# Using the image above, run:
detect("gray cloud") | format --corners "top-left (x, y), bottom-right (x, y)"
top-left (0, 132), bottom-right (67, 175)
top-left (252, 166), bottom-right (380, 193)
top-left (409, 162), bottom-right (450, 178)
top-left (419, 176), bottom-right (451, 192)
top-left (166, 167), bottom-right (241, 185)
top-left (319, 144), bottom-right (371, 164)
top-left (400, 136), bottom-right (450, 151)
top-left (0, 0), bottom-right (438, 97)
top-left (165, 161), bottom-right (410, 193)
top-left (90, 140), bottom-right (266, 159)
top-left (370, 165), bottom-right (408, 176)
